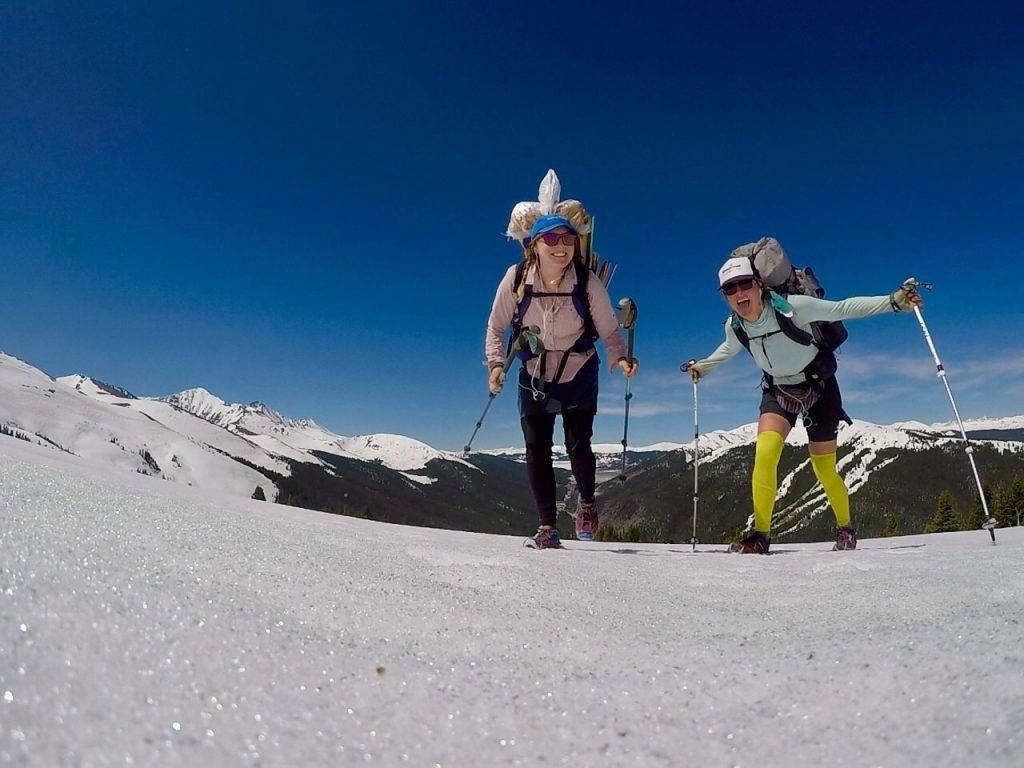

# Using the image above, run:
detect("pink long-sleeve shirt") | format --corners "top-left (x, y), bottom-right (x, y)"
top-left (485, 263), bottom-right (628, 382)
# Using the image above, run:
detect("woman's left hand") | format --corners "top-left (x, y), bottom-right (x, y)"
top-left (617, 357), bottom-right (638, 378)
top-left (891, 280), bottom-right (923, 311)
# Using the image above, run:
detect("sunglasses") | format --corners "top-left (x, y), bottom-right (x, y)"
top-left (721, 278), bottom-right (756, 296)
top-left (536, 231), bottom-right (577, 246)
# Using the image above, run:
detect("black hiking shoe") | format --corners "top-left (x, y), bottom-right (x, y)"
top-left (730, 530), bottom-right (771, 554)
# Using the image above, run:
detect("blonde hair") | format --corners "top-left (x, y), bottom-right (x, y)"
top-left (515, 242), bottom-right (539, 302)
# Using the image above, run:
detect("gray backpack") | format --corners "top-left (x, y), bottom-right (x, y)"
top-left (730, 236), bottom-right (848, 354)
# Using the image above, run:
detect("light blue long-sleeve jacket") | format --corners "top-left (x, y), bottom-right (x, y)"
top-left (696, 293), bottom-right (897, 386)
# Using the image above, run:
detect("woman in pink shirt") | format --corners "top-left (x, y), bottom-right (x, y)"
top-left (485, 214), bottom-right (638, 548)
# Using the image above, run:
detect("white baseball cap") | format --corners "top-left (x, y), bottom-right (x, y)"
top-left (718, 256), bottom-right (756, 288)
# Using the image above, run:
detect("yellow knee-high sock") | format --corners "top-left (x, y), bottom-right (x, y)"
top-left (752, 431), bottom-right (785, 533)
top-left (810, 452), bottom-right (850, 528)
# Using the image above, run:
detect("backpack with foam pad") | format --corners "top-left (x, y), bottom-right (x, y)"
top-left (504, 170), bottom-right (616, 384)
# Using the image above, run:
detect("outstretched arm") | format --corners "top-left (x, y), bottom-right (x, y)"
top-left (688, 319), bottom-right (743, 381)
top-left (788, 279), bottom-right (923, 323)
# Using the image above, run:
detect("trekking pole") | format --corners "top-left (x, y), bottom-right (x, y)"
top-left (680, 360), bottom-right (700, 551)
top-left (906, 280), bottom-right (998, 543)
top-left (463, 326), bottom-right (541, 454)
top-left (691, 378), bottom-right (699, 552)
top-left (616, 298), bottom-right (637, 482)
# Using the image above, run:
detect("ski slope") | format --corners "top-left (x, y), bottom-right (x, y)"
top-left (1, 436), bottom-right (1021, 767)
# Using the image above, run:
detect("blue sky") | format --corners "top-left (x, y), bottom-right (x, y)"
top-left (3, 1), bottom-right (1023, 451)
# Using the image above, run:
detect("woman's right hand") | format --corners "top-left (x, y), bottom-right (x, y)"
top-left (488, 365), bottom-right (505, 395)
top-left (682, 359), bottom-right (701, 383)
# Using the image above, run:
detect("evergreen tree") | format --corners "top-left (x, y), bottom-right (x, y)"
top-left (962, 483), bottom-right (992, 530)
top-left (962, 499), bottom-right (984, 531)
top-left (252, 485), bottom-right (266, 501)
top-left (1007, 475), bottom-right (1024, 526)
top-left (882, 514), bottom-right (902, 537)
top-left (925, 490), bottom-right (959, 533)
top-left (992, 483), bottom-right (1010, 528)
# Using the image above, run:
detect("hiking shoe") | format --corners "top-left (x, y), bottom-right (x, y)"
top-left (730, 530), bottom-right (771, 554)
top-left (531, 526), bottom-right (562, 549)
top-left (834, 525), bottom-right (858, 551)
top-left (575, 499), bottom-right (598, 541)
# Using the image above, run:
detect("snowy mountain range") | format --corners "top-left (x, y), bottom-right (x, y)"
top-left (1, 352), bottom-right (468, 489)
top-left (3, 350), bottom-right (1023, 541)
top-left (0, 352), bottom-right (533, 534)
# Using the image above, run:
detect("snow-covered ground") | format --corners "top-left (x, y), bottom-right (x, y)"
top-left (2, 436), bottom-right (1022, 767)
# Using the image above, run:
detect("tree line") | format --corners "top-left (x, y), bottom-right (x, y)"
top-left (900, 473), bottom-right (1024, 536)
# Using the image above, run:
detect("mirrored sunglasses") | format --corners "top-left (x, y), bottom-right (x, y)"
top-left (536, 231), bottom-right (577, 247)
top-left (722, 278), bottom-right (756, 296)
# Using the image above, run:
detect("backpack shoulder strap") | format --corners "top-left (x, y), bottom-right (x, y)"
top-left (774, 309), bottom-right (815, 347)
top-left (511, 260), bottom-right (528, 298)
top-left (730, 314), bottom-right (751, 351)
top-left (511, 260), bottom-right (532, 325)
top-left (572, 260), bottom-right (597, 339)
top-left (731, 293), bottom-right (814, 354)
top-left (766, 292), bottom-right (814, 347)
top-left (508, 261), bottom-right (533, 358)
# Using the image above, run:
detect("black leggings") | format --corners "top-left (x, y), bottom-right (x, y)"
top-left (521, 408), bottom-right (596, 527)
top-left (517, 354), bottom-right (600, 527)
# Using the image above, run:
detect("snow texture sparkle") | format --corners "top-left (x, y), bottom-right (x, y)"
top-left (1, 437), bottom-right (1022, 767)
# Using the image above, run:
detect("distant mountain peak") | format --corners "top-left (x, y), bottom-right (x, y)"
top-left (157, 388), bottom-right (309, 433)
top-left (241, 400), bottom-right (290, 424)
top-left (60, 374), bottom-right (138, 400)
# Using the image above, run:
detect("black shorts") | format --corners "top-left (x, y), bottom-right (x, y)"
top-left (759, 375), bottom-right (847, 442)
top-left (518, 353), bottom-right (599, 418)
